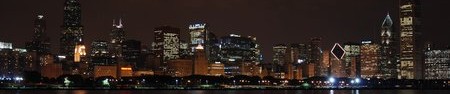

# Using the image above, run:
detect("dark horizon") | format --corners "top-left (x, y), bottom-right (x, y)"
top-left (1, 0), bottom-right (450, 63)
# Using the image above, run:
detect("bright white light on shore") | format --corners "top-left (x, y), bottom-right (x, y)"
top-left (328, 77), bottom-right (336, 83)
top-left (355, 78), bottom-right (361, 83)
top-left (14, 77), bottom-right (23, 81)
top-left (58, 55), bottom-right (66, 59)
top-left (297, 59), bottom-right (305, 64)
top-left (38, 15), bottom-right (44, 19)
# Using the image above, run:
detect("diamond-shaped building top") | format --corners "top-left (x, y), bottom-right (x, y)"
top-left (331, 43), bottom-right (346, 60)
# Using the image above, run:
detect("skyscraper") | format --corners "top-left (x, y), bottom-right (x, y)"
top-left (60, 0), bottom-right (83, 61)
top-left (309, 37), bottom-right (322, 77)
top-left (25, 14), bottom-right (51, 72)
top-left (189, 23), bottom-right (207, 48)
top-left (153, 26), bottom-right (180, 74)
top-left (287, 44), bottom-right (309, 79)
top-left (219, 34), bottom-right (260, 76)
top-left (26, 14), bottom-right (51, 56)
top-left (343, 42), bottom-right (361, 78)
top-left (193, 45), bottom-right (209, 75)
top-left (380, 13), bottom-right (399, 79)
top-left (122, 40), bottom-right (142, 70)
top-left (188, 23), bottom-right (220, 63)
top-left (399, 0), bottom-right (422, 79)
top-left (272, 44), bottom-right (287, 79)
top-left (110, 18), bottom-right (126, 58)
top-left (321, 50), bottom-right (331, 77)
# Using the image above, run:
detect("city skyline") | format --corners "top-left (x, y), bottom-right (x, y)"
top-left (1, 0), bottom-right (450, 63)
top-left (2, 0), bottom-right (450, 90)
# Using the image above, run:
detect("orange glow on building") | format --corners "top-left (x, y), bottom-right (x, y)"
top-left (74, 44), bottom-right (86, 63)
top-left (121, 67), bottom-right (132, 71)
top-left (94, 66), bottom-right (117, 78)
top-left (120, 67), bottom-right (133, 77)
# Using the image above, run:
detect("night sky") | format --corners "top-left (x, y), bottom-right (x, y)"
top-left (1, 0), bottom-right (449, 63)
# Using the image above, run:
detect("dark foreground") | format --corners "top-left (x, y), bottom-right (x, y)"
top-left (1, 90), bottom-right (450, 94)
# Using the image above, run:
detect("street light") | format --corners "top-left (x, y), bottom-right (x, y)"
top-left (175, 79), bottom-right (179, 86)
top-left (355, 78), bottom-right (361, 84)
top-left (328, 77), bottom-right (336, 83)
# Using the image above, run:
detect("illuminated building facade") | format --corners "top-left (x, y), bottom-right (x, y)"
top-left (343, 42), bottom-right (361, 78)
top-left (74, 44), bottom-right (86, 63)
top-left (153, 26), bottom-right (180, 74)
top-left (189, 23), bottom-right (207, 48)
top-left (380, 13), bottom-right (399, 79)
top-left (399, 0), bottom-right (422, 79)
top-left (360, 41), bottom-right (381, 78)
top-left (74, 44), bottom-right (89, 76)
top-left (0, 42), bottom-right (12, 50)
top-left (424, 50), bottom-right (450, 79)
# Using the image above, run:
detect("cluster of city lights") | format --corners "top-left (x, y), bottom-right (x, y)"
top-left (328, 77), bottom-right (361, 85)
top-left (0, 77), bottom-right (23, 81)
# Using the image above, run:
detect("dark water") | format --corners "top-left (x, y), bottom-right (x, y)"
top-left (1, 90), bottom-right (449, 94)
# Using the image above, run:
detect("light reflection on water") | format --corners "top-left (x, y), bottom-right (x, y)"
top-left (2, 90), bottom-right (450, 94)
top-left (71, 90), bottom-right (87, 94)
